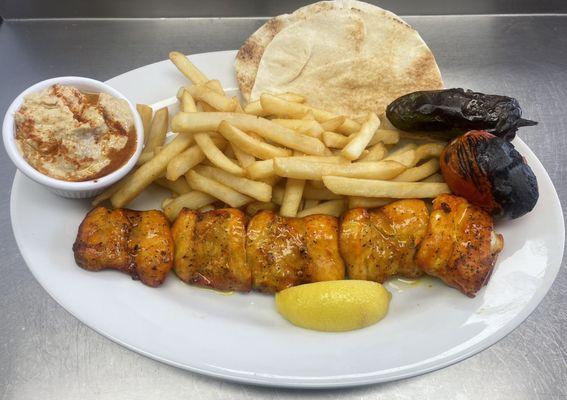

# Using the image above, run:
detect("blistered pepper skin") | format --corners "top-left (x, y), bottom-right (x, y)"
top-left (386, 88), bottom-right (537, 141)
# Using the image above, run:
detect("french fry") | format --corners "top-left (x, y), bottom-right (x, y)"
top-left (244, 92), bottom-right (305, 116)
top-left (322, 176), bottom-right (451, 198)
top-left (204, 79), bottom-right (226, 96)
top-left (169, 51), bottom-right (208, 84)
top-left (163, 191), bottom-right (216, 221)
top-left (280, 178), bottom-right (305, 217)
top-left (414, 142), bottom-right (446, 163)
top-left (246, 159), bottom-right (275, 179)
top-left (246, 201), bottom-right (277, 216)
top-left (271, 119), bottom-right (324, 137)
top-left (296, 155), bottom-right (348, 164)
top-left (92, 173), bottom-right (132, 206)
top-left (301, 110), bottom-right (316, 120)
top-left (358, 142), bottom-right (388, 162)
top-left (145, 107), bottom-right (170, 153)
top-left (392, 159), bottom-right (440, 182)
top-left (136, 104), bottom-right (153, 145)
top-left (111, 133), bottom-right (194, 207)
top-left (272, 185), bottom-right (285, 205)
top-left (154, 177), bottom-right (191, 195)
top-left (194, 132), bottom-right (244, 176)
top-left (180, 91), bottom-right (197, 113)
top-left (233, 97), bottom-right (245, 113)
top-left (273, 158), bottom-right (405, 180)
top-left (259, 94), bottom-right (361, 135)
top-left (259, 175), bottom-right (282, 186)
top-left (384, 143), bottom-right (417, 167)
top-left (302, 185), bottom-right (342, 200)
top-left (223, 143), bottom-right (236, 159)
top-left (348, 196), bottom-right (392, 209)
top-left (422, 173), bottom-right (445, 183)
top-left (185, 85), bottom-right (237, 112)
top-left (341, 112), bottom-right (380, 160)
top-left (218, 121), bottom-right (292, 159)
top-left (162, 197), bottom-right (174, 209)
top-left (196, 102), bottom-right (205, 112)
top-left (231, 143), bottom-right (255, 168)
top-left (308, 180), bottom-right (326, 189)
top-left (320, 116), bottom-right (346, 132)
top-left (194, 165), bottom-right (272, 202)
top-left (322, 131), bottom-right (350, 148)
top-left (303, 199), bottom-right (319, 209)
top-left (296, 199), bottom-right (345, 218)
top-left (186, 170), bottom-right (252, 207)
top-left (137, 150), bottom-right (157, 166)
top-left (368, 129), bottom-right (400, 146)
top-left (166, 135), bottom-right (225, 181)
top-left (172, 112), bottom-right (327, 155)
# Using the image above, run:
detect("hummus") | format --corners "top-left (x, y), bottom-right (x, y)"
top-left (14, 84), bottom-right (136, 182)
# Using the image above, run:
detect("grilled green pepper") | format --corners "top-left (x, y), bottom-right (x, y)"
top-left (385, 88), bottom-right (537, 141)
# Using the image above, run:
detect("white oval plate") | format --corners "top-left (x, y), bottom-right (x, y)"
top-left (10, 50), bottom-right (565, 388)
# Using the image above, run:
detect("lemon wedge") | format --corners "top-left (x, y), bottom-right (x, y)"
top-left (275, 280), bottom-right (391, 332)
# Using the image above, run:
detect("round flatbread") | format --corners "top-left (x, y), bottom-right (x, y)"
top-left (235, 0), bottom-right (443, 116)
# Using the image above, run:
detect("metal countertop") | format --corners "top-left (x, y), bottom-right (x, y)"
top-left (0, 15), bottom-right (566, 400)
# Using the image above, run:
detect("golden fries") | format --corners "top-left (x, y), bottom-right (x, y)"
top-left (185, 85), bottom-right (237, 112)
top-left (163, 191), bottom-right (216, 221)
top-left (172, 112), bottom-right (327, 155)
top-left (246, 159), bottom-right (275, 179)
top-left (180, 90), bottom-right (197, 113)
top-left (273, 158), bottom-right (405, 180)
top-left (414, 142), bottom-right (446, 163)
top-left (359, 142), bottom-right (388, 162)
top-left (422, 173), bottom-right (445, 183)
top-left (194, 165), bottom-right (272, 202)
top-left (259, 94), bottom-right (361, 134)
top-left (280, 178), bottom-right (305, 217)
top-left (322, 131), bottom-right (350, 148)
top-left (384, 143), bottom-right (417, 167)
top-left (392, 159), bottom-right (440, 182)
top-left (111, 133), bottom-right (194, 207)
top-left (271, 119), bottom-right (324, 137)
top-left (368, 129), bottom-right (400, 146)
top-left (320, 116), bottom-right (346, 132)
top-left (194, 132), bottom-right (243, 176)
top-left (218, 121), bottom-right (292, 159)
top-left (231, 143), bottom-right (255, 168)
top-left (186, 170), bottom-right (252, 207)
top-left (322, 176), bottom-right (451, 198)
top-left (296, 199), bottom-right (346, 217)
top-left (154, 177), bottom-right (191, 195)
top-left (169, 51), bottom-right (208, 84)
top-left (145, 107), bottom-right (170, 154)
top-left (136, 104), bottom-right (153, 145)
top-left (348, 196), bottom-right (392, 209)
top-left (341, 112), bottom-right (380, 160)
top-left (244, 92), bottom-right (305, 116)
top-left (124, 55), bottom-right (455, 219)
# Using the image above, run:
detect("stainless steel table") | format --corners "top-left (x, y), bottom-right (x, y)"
top-left (1, 15), bottom-right (566, 400)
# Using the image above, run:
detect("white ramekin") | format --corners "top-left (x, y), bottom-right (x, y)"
top-left (2, 76), bottom-right (143, 199)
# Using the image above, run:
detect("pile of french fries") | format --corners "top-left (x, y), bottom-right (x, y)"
top-left (93, 51), bottom-right (450, 221)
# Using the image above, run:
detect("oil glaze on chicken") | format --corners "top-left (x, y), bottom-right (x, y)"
top-left (73, 194), bottom-right (504, 297)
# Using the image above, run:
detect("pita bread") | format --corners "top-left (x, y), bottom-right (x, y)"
top-left (235, 1), bottom-right (443, 116)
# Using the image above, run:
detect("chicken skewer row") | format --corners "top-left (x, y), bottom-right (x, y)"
top-left (73, 194), bottom-right (503, 297)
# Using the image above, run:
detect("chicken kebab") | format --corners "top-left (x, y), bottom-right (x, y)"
top-left (73, 194), bottom-right (503, 297)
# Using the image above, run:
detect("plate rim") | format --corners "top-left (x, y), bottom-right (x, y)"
top-left (9, 49), bottom-right (566, 388)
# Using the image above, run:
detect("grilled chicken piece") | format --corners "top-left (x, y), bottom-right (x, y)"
top-left (415, 194), bottom-right (504, 297)
top-left (340, 199), bottom-right (430, 282)
top-left (247, 210), bottom-right (344, 293)
top-left (171, 208), bottom-right (250, 292)
top-left (73, 207), bottom-right (174, 287)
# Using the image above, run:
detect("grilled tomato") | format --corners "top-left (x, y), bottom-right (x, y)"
top-left (440, 130), bottom-right (538, 220)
